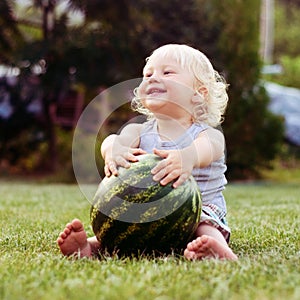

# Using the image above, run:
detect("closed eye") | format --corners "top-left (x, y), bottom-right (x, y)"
top-left (164, 70), bottom-right (174, 75)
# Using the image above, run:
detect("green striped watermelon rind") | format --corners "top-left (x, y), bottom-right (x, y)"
top-left (90, 154), bottom-right (202, 255)
top-left (91, 154), bottom-right (201, 223)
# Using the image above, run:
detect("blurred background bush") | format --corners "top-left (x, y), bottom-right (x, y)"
top-left (0, 0), bottom-right (299, 182)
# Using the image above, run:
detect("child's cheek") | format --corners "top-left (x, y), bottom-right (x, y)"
top-left (137, 82), bottom-right (147, 98)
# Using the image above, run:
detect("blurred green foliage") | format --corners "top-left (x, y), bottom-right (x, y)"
top-left (0, 0), bottom-right (286, 180)
top-left (274, 0), bottom-right (300, 59)
top-left (264, 56), bottom-right (300, 88)
top-left (212, 0), bottom-right (284, 179)
top-left (264, 0), bottom-right (300, 88)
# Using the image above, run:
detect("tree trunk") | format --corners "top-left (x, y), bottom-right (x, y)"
top-left (260, 0), bottom-right (274, 64)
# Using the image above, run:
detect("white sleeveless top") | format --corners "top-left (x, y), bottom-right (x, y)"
top-left (139, 119), bottom-right (228, 212)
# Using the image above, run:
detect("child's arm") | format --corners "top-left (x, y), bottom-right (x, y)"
top-left (101, 123), bottom-right (146, 177)
top-left (152, 128), bottom-right (225, 187)
top-left (188, 127), bottom-right (225, 167)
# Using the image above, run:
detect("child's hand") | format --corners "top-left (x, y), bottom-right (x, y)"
top-left (104, 147), bottom-right (146, 177)
top-left (151, 148), bottom-right (194, 188)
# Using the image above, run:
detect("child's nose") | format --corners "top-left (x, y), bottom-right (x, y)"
top-left (148, 71), bottom-right (160, 82)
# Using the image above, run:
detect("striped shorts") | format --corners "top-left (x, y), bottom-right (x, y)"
top-left (200, 203), bottom-right (231, 243)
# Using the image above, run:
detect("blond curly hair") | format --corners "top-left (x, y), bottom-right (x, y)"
top-left (131, 44), bottom-right (229, 127)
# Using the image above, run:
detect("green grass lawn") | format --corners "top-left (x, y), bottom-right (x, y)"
top-left (0, 180), bottom-right (299, 300)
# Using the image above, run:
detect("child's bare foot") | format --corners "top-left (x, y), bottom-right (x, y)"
top-left (57, 219), bottom-right (92, 258)
top-left (184, 235), bottom-right (238, 260)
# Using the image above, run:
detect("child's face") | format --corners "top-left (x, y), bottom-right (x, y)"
top-left (138, 55), bottom-right (195, 119)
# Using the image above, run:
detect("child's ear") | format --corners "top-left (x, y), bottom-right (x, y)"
top-left (192, 91), bottom-right (204, 103)
top-left (192, 86), bottom-right (208, 103)
top-left (198, 86), bottom-right (208, 97)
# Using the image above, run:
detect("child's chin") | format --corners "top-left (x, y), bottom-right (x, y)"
top-left (143, 98), bottom-right (166, 109)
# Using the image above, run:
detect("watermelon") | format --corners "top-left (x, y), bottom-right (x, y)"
top-left (90, 154), bottom-right (202, 256)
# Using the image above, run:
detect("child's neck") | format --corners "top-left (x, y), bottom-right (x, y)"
top-left (155, 116), bottom-right (193, 141)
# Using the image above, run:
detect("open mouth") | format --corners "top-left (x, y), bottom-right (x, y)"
top-left (146, 87), bottom-right (166, 95)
